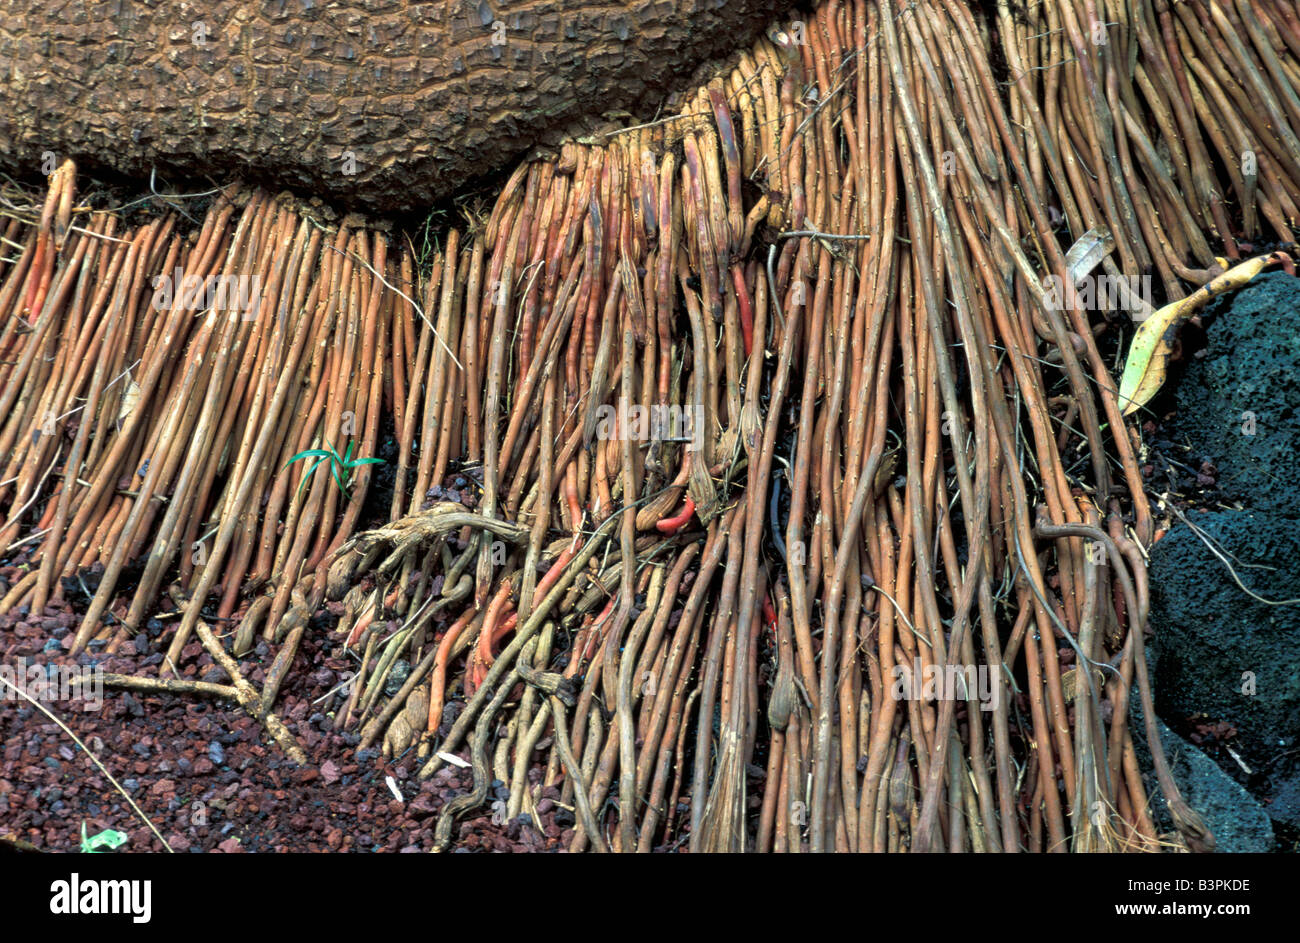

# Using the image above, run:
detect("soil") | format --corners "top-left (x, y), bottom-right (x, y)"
top-left (0, 583), bottom-right (601, 853)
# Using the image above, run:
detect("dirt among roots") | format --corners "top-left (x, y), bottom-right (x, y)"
top-left (0, 576), bottom-right (624, 854)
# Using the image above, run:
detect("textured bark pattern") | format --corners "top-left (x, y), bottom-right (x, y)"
top-left (0, 0), bottom-right (792, 213)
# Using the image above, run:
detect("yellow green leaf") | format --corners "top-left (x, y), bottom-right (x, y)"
top-left (1118, 255), bottom-right (1273, 415)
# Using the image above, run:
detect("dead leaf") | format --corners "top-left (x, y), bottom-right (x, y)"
top-left (117, 378), bottom-right (140, 425)
top-left (1118, 254), bottom-right (1274, 415)
top-left (1064, 227), bottom-right (1115, 285)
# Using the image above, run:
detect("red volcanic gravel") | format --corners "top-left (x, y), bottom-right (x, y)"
top-left (0, 565), bottom-right (582, 853)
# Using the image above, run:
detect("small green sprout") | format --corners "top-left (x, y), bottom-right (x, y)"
top-left (284, 439), bottom-right (384, 500)
top-left (81, 822), bottom-right (128, 853)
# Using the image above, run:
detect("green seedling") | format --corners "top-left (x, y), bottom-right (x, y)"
top-left (81, 822), bottom-right (128, 853)
top-left (284, 439), bottom-right (384, 501)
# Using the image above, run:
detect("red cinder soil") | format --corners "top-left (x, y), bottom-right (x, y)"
top-left (0, 571), bottom-right (582, 853)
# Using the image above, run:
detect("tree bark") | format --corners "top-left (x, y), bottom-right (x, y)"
top-left (0, 0), bottom-right (793, 213)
